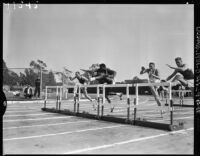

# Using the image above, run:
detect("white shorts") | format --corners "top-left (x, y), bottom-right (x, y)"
top-left (149, 79), bottom-right (160, 90)
top-left (187, 79), bottom-right (194, 88)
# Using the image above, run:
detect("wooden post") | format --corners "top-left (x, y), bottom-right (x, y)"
top-left (169, 83), bottom-right (173, 125)
top-left (126, 84), bottom-right (130, 121)
top-left (102, 85), bottom-right (105, 117)
top-left (97, 85), bottom-right (100, 118)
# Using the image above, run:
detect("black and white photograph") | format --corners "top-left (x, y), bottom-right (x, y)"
top-left (2, 1), bottom-right (199, 155)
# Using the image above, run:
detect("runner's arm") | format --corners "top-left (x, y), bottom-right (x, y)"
top-left (166, 64), bottom-right (187, 72)
top-left (140, 67), bottom-right (148, 74)
top-left (69, 76), bottom-right (76, 81)
top-left (81, 75), bottom-right (89, 82)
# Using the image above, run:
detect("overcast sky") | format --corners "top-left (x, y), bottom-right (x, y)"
top-left (3, 4), bottom-right (194, 82)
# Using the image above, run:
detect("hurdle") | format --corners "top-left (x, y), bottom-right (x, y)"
top-left (133, 83), bottom-right (138, 124)
top-left (165, 90), bottom-right (193, 107)
top-left (43, 86), bottom-right (62, 110)
top-left (42, 82), bottom-right (184, 131)
top-left (100, 84), bottom-right (133, 124)
top-left (61, 84), bottom-right (105, 119)
top-left (130, 82), bottom-right (183, 131)
top-left (44, 86), bottom-right (47, 109)
top-left (126, 84), bottom-right (131, 122)
top-left (59, 87), bottom-right (62, 111)
top-left (97, 85), bottom-right (100, 119)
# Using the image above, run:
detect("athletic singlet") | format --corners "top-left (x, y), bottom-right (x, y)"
top-left (179, 69), bottom-right (194, 80)
top-left (147, 69), bottom-right (159, 82)
top-left (77, 76), bottom-right (86, 84)
top-left (96, 68), bottom-right (115, 84)
top-left (96, 68), bottom-right (107, 76)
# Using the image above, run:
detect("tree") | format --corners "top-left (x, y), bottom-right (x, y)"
top-left (3, 60), bottom-right (10, 85)
top-left (19, 72), bottom-right (27, 86)
top-left (3, 60), bottom-right (20, 86)
top-left (46, 70), bottom-right (56, 86)
top-left (30, 59), bottom-right (47, 71)
top-left (24, 68), bottom-right (38, 86)
top-left (29, 59), bottom-right (48, 89)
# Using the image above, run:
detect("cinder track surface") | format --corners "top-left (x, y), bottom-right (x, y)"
top-left (3, 95), bottom-right (194, 154)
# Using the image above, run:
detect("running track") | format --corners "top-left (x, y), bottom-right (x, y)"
top-left (3, 96), bottom-right (194, 154)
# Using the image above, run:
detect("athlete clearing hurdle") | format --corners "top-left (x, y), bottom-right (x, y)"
top-left (69, 71), bottom-right (97, 110)
top-left (166, 57), bottom-right (194, 96)
top-left (89, 63), bottom-right (122, 112)
top-left (140, 62), bottom-right (165, 114)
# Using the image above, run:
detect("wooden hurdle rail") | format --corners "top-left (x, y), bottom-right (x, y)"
top-left (42, 82), bottom-right (184, 131)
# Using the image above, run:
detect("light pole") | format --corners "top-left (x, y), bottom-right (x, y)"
top-left (40, 67), bottom-right (42, 96)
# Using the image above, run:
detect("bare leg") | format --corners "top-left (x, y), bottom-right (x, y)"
top-left (73, 84), bottom-right (78, 97)
top-left (149, 86), bottom-right (162, 106)
top-left (105, 88), bottom-right (111, 103)
top-left (171, 75), bottom-right (194, 97)
top-left (105, 88), bottom-right (116, 112)
top-left (82, 87), bottom-right (97, 110)
top-left (82, 88), bottom-right (93, 102)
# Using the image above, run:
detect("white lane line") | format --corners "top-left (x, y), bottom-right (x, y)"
top-left (139, 111), bottom-right (193, 118)
top-left (7, 106), bottom-right (43, 108)
top-left (6, 98), bottom-right (149, 110)
top-left (141, 113), bottom-right (193, 118)
top-left (3, 125), bottom-right (124, 141)
top-left (7, 101), bottom-right (51, 104)
top-left (150, 116), bottom-right (193, 122)
top-left (7, 103), bottom-right (55, 107)
top-left (7, 106), bottom-right (51, 109)
top-left (7, 107), bottom-right (56, 110)
top-left (4, 113), bottom-right (54, 117)
top-left (3, 116), bottom-right (73, 122)
top-left (136, 99), bottom-right (150, 105)
top-left (165, 116), bottom-right (193, 120)
top-left (5, 110), bottom-right (39, 113)
top-left (63, 127), bottom-right (193, 154)
top-left (3, 120), bottom-right (91, 129)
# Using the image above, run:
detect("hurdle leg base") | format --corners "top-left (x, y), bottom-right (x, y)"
top-left (132, 118), bottom-right (184, 131)
top-left (169, 123), bottom-right (184, 131)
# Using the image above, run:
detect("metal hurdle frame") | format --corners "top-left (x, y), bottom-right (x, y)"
top-left (44, 86), bottom-right (60, 109)
top-left (165, 90), bottom-right (193, 107)
top-left (126, 84), bottom-right (131, 122)
top-left (133, 82), bottom-right (174, 126)
top-left (44, 85), bottom-right (69, 112)
top-left (42, 82), bottom-right (184, 131)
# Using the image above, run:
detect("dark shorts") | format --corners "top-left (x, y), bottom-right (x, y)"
top-left (98, 78), bottom-right (113, 84)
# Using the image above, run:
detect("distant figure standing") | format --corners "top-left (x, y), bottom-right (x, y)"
top-left (34, 77), bottom-right (40, 98)
top-left (24, 85), bottom-right (33, 99)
